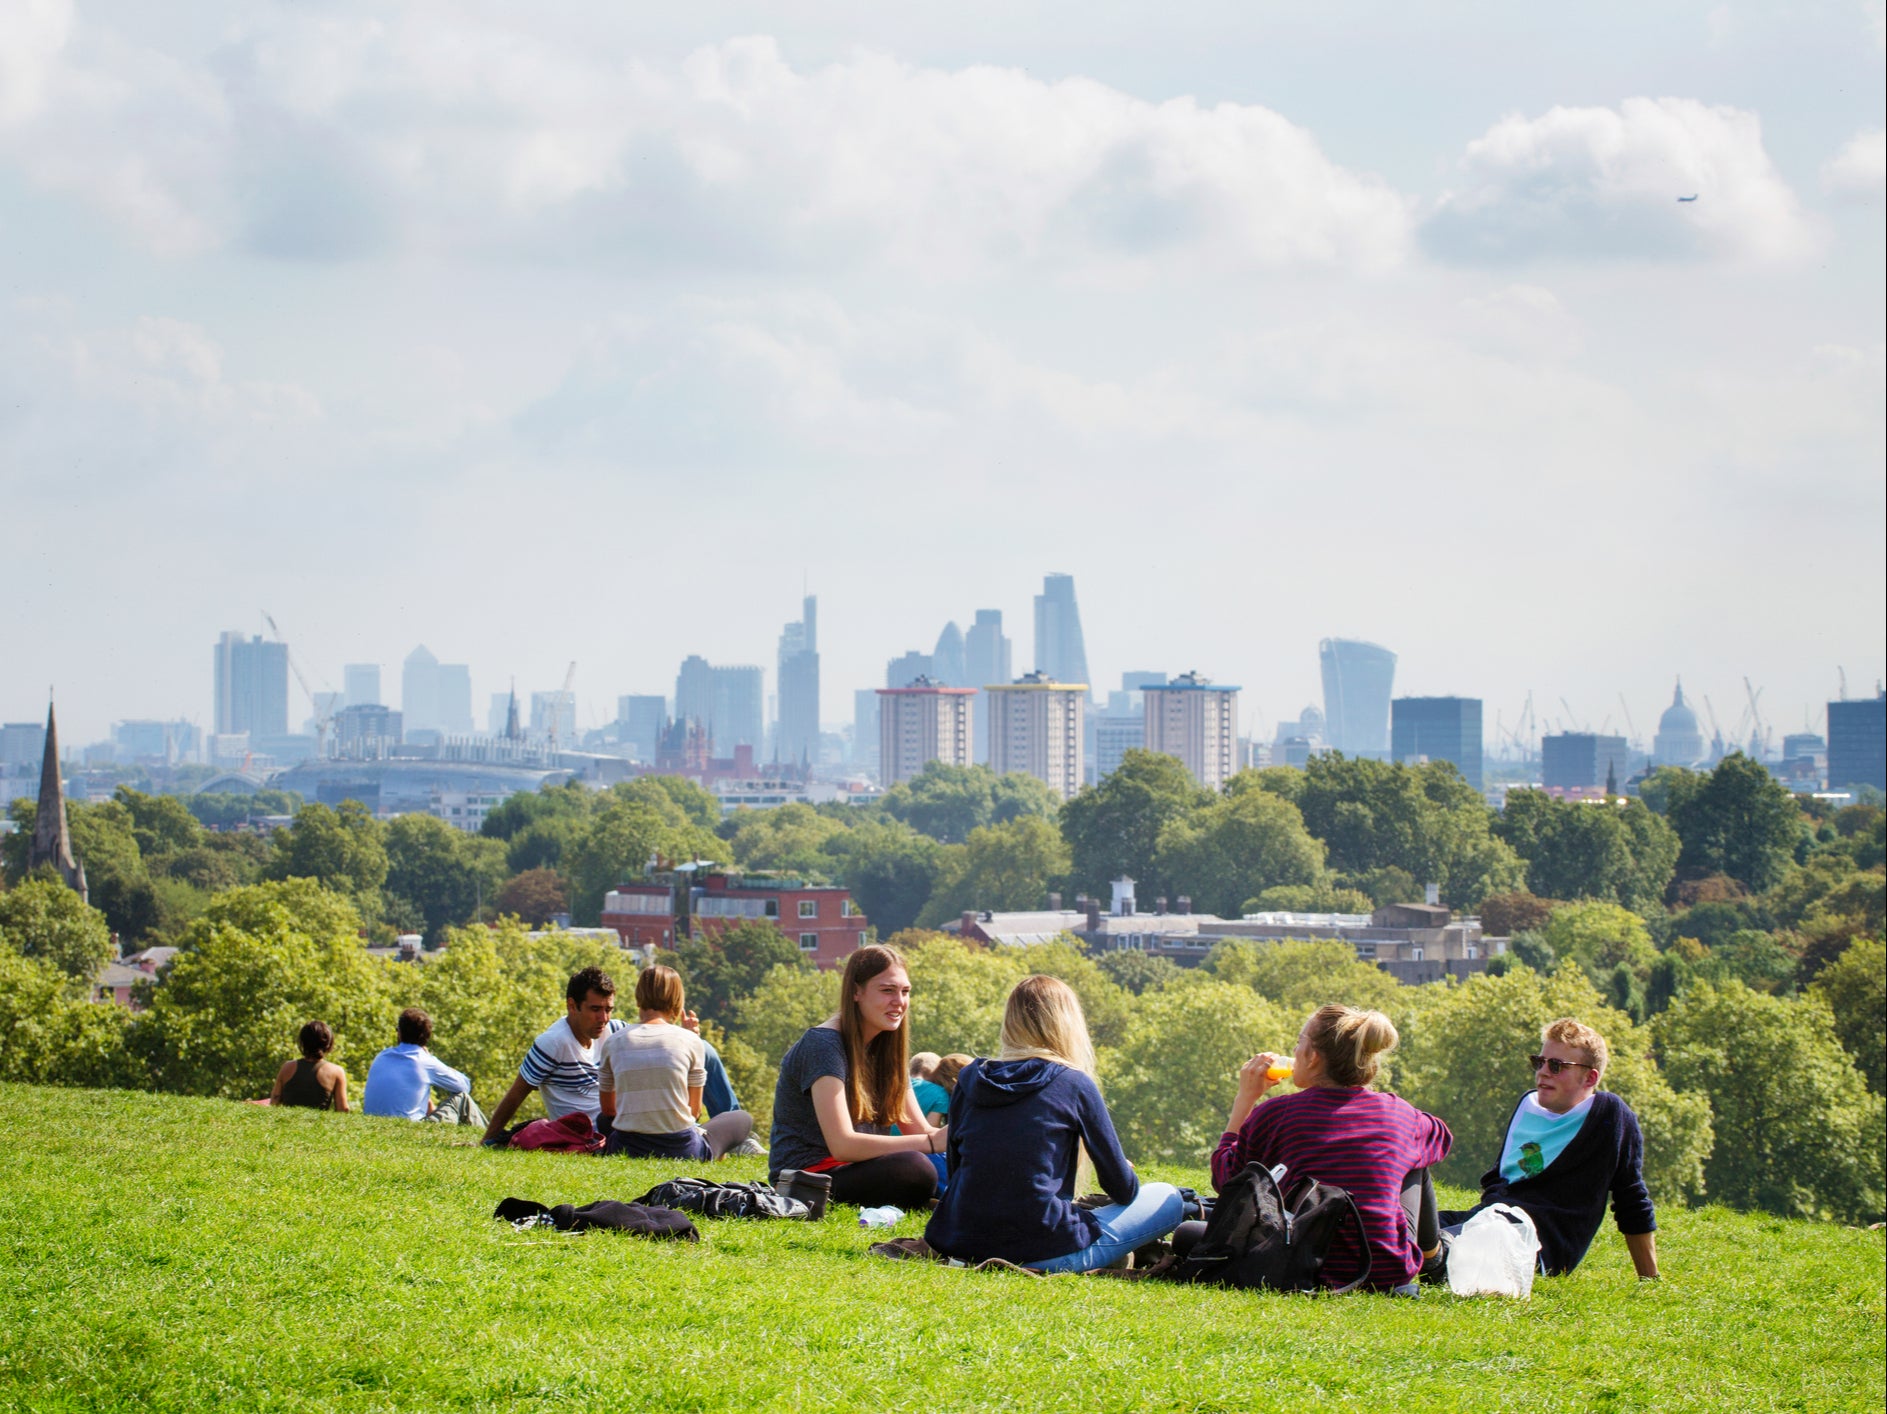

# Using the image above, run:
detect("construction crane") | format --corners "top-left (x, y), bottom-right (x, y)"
top-left (1743, 677), bottom-right (1770, 760)
top-left (263, 611), bottom-right (338, 758)
top-left (1617, 693), bottom-right (1640, 752)
top-left (1559, 697), bottom-right (1588, 733)
top-left (1702, 694), bottom-right (1727, 761)
top-left (546, 661), bottom-right (577, 754)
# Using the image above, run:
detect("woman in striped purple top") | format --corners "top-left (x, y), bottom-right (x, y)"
top-left (1212, 1005), bottom-right (1451, 1294)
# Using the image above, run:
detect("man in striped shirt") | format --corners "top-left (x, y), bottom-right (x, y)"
top-left (481, 966), bottom-right (619, 1144)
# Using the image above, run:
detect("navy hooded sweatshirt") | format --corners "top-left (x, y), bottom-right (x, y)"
top-left (923, 1057), bottom-right (1139, 1266)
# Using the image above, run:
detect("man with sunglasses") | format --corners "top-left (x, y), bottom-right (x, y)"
top-left (1441, 1017), bottom-right (1660, 1280)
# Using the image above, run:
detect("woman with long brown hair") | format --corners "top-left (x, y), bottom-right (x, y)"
top-left (767, 944), bottom-right (942, 1208)
top-left (923, 975), bottom-right (1184, 1271)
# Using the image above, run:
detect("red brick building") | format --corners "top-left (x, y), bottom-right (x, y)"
top-left (600, 869), bottom-right (869, 970)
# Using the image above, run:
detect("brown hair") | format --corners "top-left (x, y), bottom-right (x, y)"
top-left (396, 1008), bottom-right (432, 1046)
top-left (933, 1053), bottom-right (973, 1091)
top-left (839, 944), bottom-right (911, 1126)
top-left (635, 965), bottom-right (686, 1020)
top-left (298, 1020), bottom-right (333, 1059)
top-left (1542, 1017), bottom-right (1609, 1077)
top-left (1303, 1004), bottom-right (1398, 1088)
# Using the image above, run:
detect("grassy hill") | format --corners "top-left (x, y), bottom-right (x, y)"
top-left (1, 1084), bottom-right (1880, 1413)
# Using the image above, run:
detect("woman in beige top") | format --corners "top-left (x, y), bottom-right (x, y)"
top-left (598, 966), bottom-right (753, 1161)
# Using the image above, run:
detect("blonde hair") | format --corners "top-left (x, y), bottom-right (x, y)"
top-left (1542, 1017), bottom-right (1609, 1077)
top-left (634, 965), bottom-right (686, 1020)
top-left (1303, 1004), bottom-right (1398, 1088)
top-left (998, 976), bottom-right (1096, 1076)
top-left (909, 1052), bottom-right (942, 1081)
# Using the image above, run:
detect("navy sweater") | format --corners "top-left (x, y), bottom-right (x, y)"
top-left (1461, 1089), bottom-right (1657, 1275)
top-left (923, 1058), bottom-right (1138, 1266)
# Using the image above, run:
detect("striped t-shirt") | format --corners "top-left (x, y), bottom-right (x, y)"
top-left (519, 1017), bottom-right (626, 1123)
top-left (598, 1022), bottom-right (706, 1135)
top-left (1212, 1086), bottom-right (1452, 1291)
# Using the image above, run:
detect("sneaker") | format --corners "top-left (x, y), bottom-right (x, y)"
top-left (727, 1134), bottom-right (767, 1158)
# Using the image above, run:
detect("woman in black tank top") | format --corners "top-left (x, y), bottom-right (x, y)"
top-left (267, 1020), bottom-right (350, 1112)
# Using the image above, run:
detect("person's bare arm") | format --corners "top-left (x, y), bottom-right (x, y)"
top-left (810, 1076), bottom-right (943, 1161)
top-left (267, 1060), bottom-right (295, 1104)
top-left (1227, 1053), bottom-right (1284, 1133)
top-left (898, 1084), bottom-right (942, 1138)
top-left (329, 1067), bottom-right (350, 1114)
top-left (688, 1084), bottom-right (704, 1118)
top-left (1625, 1230), bottom-right (1659, 1280)
top-left (482, 1076), bottom-right (535, 1144)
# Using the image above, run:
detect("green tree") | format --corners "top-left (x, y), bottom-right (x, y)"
top-left (384, 814), bottom-right (504, 942)
top-left (0, 877), bottom-right (115, 986)
top-left (731, 962), bottom-right (842, 1064)
top-left (1397, 965), bottom-right (1713, 1201)
top-left (895, 931), bottom-right (1029, 1058)
top-left (1060, 750), bottom-right (1210, 900)
top-left (1478, 890), bottom-right (1558, 938)
top-left (1666, 753), bottom-right (1804, 893)
top-left (1103, 979), bottom-right (1297, 1163)
top-left (478, 779), bottom-right (595, 841)
top-left (917, 815), bottom-right (1072, 928)
top-left (1654, 981), bottom-right (1885, 1221)
top-left (728, 802), bottom-right (847, 875)
top-left (1692, 931), bottom-right (1798, 996)
top-left (493, 867), bottom-right (568, 926)
top-left (1543, 902), bottom-right (1659, 986)
top-left (3, 797), bottom-right (160, 941)
top-left (1811, 937), bottom-right (1886, 1095)
top-left (668, 919), bottom-right (810, 1023)
top-left (1095, 950), bottom-right (1181, 996)
top-left (626, 774), bottom-right (722, 831)
top-left (126, 881), bottom-right (399, 1098)
top-left (113, 787), bottom-right (205, 859)
top-left (1205, 938), bottom-right (1404, 1018)
top-left (262, 800), bottom-right (389, 916)
top-left (183, 789), bottom-right (302, 829)
top-left (1243, 883), bottom-right (1375, 914)
top-left (820, 820), bottom-right (943, 934)
top-left (880, 763), bottom-right (1059, 845)
top-left (561, 800), bottom-right (719, 925)
top-left (1494, 791), bottom-right (1678, 912)
top-left (1152, 788), bottom-right (1325, 919)
top-left (0, 949), bottom-right (136, 1087)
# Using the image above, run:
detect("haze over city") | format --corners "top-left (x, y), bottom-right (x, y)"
top-left (3, 0), bottom-right (1883, 746)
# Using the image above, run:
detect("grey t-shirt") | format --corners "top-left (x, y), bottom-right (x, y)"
top-left (769, 1026), bottom-right (859, 1179)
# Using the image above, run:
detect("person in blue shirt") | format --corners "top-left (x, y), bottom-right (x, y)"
top-left (925, 976), bottom-right (1183, 1272)
top-left (361, 1008), bottom-right (485, 1126)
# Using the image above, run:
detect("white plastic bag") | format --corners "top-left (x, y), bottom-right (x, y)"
top-left (1446, 1203), bottom-right (1540, 1298)
top-left (857, 1206), bottom-right (905, 1228)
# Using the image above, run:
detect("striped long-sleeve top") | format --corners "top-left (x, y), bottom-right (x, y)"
top-left (1212, 1085), bottom-right (1452, 1291)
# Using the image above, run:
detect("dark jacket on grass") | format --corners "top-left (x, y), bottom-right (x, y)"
top-left (1456, 1089), bottom-right (1657, 1275)
top-left (923, 1058), bottom-right (1137, 1266)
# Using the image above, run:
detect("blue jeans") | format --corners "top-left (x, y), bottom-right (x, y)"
top-left (702, 1043), bottom-right (738, 1118)
top-left (1031, 1183), bottom-right (1186, 1275)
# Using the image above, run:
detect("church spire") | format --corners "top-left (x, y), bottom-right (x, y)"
top-left (28, 702), bottom-right (87, 904)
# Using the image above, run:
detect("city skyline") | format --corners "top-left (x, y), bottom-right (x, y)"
top-left (2, 3), bottom-right (1881, 748)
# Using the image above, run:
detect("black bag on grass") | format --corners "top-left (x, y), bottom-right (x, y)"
top-left (633, 1178), bottom-right (808, 1220)
top-left (493, 1196), bottom-right (699, 1241)
top-left (1167, 1163), bottom-right (1372, 1293)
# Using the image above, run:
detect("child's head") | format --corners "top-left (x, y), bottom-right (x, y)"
top-left (933, 1054), bottom-right (973, 1091)
top-left (909, 1051), bottom-right (942, 1082)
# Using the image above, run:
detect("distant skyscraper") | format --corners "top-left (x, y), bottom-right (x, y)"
top-left (1827, 692), bottom-right (1886, 792)
top-left (1319, 639), bottom-right (1396, 758)
top-left (964, 609), bottom-right (1012, 763)
top-left (344, 664), bottom-right (382, 708)
top-left (886, 650), bottom-right (933, 688)
top-left (777, 596), bottom-right (821, 766)
top-left (1090, 672), bottom-right (1164, 784)
top-left (1144, 671), bottom-right (1239, 790)
top-left (932, 622), bottom-right (967, 687)
top-left (1542, 733), bottom-right (1630, 792)
top-left (401, 646), bottom-right (471, 735)
top-left (1391, 697), bottom-right (1484, 790)
top-left (987, 672), bottom-right (1087, 800)
top-left (854, 689), bottom-right (882, 774)
top-left (487, 693), bottom-right (512, 736)
top-left (675, 655), bottom-right (716, 735)
top-left (214, 631), bottom-right (289, 737)
top-left (1033, 574), bottom-right (1092, 699)
top-left (1652, 681), bottom-right (1706, 767)
top-left (530, 691), bottom-right (577, 744)
top-left (675, 656), bottom-right (762, 758)
top-left (618, 695), bottom-right (668, 762)
top-left (436, 664), bottom-right (473, 734)
top-left (878, 678), bottom-right (975, 786)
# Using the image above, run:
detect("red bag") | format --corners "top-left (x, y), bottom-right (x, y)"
top-left (510, 1112), bottom-right (604, 1154)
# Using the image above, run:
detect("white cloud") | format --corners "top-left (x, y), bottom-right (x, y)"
top-left (1822, 128), bottom-right (1886, 197)
top-left (1425, 97), bottom-right (1816, 265)
top-left (0, 15), bottom-right (1411, 276)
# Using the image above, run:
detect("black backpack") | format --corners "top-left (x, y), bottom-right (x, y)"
top-left (1170, 1163), bottom-right (1373, 1293)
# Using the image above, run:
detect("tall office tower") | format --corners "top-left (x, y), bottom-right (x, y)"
top-left (987, 672), bottom-right (1087, 800)
top-left (675, 655), bottom-right (716, 736)
top-left (344, 664), bottom-right (382, 708)
top-left (964, 609), bottom-right (1012, 763)
top-left (1542, 733), bottom-right (1631, 792)
top-left (530, 691), bottom-right (577, 744)
top-left (932, 622), bottom-right (967, 686)
top-left (777, 595), bottom-right (821, 766)
top-left (878, 678), bottom-right (976, 786)
top-left (487, 693), bottom-right (512, 736)
top-left (213, 631), bottom-right (290, 737)
top-left (710, 666), bottom-right (764, 758)
top-left (853, 689), bottom-right (882, 774)
top-left (1319, 638), bottom-right (1396, 758)
top-left (886, 649), bottom-right (932, 687)
top-left (1033, 573), bottom-right (1092, 698)
top-left (1091, 672), bottom-right (1164, 783)
top-left (1828, 691), bottom-right (1886, 792)
top-left (1652, 681), bottom-right (1706, 767)
top-left (436, 664), bottom-right (473, 734)
top-left (1391, 696), bottom-right (1485, 790)
top-left (617, 695), bottom-right (668, 762)
top-left (1144, 671), bottom-right (1239, 790)
top-left (402, 646), bottom-right (441, 732)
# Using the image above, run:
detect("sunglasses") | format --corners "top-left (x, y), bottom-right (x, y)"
top-left (1529, 1055), bottom-right (1595, 1076)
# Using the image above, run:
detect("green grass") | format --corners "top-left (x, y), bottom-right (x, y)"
top-left (1, 1085), bottom-right (1880, 1413)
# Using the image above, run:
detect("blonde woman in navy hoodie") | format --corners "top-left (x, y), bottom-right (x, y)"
top-left (924, 976), bottom-right (1184, 1272)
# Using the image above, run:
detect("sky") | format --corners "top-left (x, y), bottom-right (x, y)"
top-left (2, 0), bottom-right (1883, 751)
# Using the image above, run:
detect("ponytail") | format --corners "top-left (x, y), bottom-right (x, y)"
top-left (1303, 1004), bottom-right (1397, 1088)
